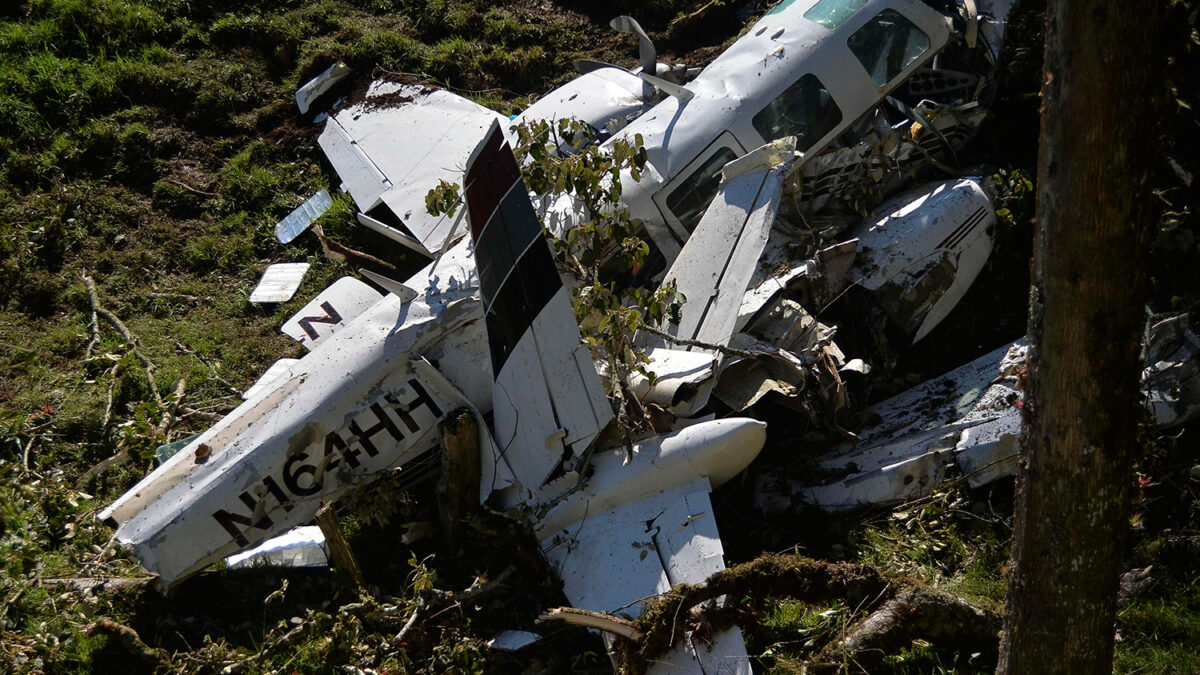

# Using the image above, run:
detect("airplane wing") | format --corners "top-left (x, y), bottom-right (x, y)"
top-left (645, 137), bottom-right (796, 352)
top-left (463, 120), bottom-right (614, 504)
top-left (544, 479), bottom-right (750, 674)
top-left (536, 419), bottom-right (765, 674)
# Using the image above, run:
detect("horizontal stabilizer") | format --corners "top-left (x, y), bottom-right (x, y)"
top-left (318, 81), bottom-right (506, 254)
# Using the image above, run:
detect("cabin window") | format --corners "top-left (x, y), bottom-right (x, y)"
top-left (802, 0), bottom-right (868, 28)
top-left (752, 73), bottom-right (843, 152)
top-left (665, 147), bottom-right (739, 233)
top-left (847, 9), bottom-right (930, 87)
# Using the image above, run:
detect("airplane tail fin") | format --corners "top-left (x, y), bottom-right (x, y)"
top-left (463, 120), bottom-right (614, 505)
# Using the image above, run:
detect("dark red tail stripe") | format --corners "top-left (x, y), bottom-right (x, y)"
top-left (465, 126), bottom-right (521, 241)
top-left (465, 124), bottom-right (564, 376)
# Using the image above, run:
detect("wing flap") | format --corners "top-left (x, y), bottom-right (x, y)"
top-left (647, 138), bottom-right (796, 352)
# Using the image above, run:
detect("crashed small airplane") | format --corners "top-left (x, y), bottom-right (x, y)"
top-left (102, 0), bottom-right (1022, 670)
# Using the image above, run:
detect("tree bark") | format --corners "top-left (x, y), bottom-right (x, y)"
top-left (998, 1), bottom-right (1163, 672)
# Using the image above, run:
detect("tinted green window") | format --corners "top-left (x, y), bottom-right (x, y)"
top-left (847, 9), bottom-right (930, 86)
top-left (752, 73), bottom-right (843, 151)
top-left (802, 0), bottom-right (868, 27)
top-left (666, 147), bottom-right (739, 232)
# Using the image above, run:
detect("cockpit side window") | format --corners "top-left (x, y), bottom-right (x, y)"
top-left (751, 73), bottom-right (843, 152)
top-left (665, 147), bottom-right (740, 233)
top-left (847, 9), bottom-right (930, 87)
top-left (802, 0), bottom-right (869, 28)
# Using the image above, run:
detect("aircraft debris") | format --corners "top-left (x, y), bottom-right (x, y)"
top-left (761, 314), bottom-right (1200, 514)
top-left (295, 62), bottom-right (351, 115)
top-left (248, 262), bottom-right (311, 304)
top-left (274, 189), bottom-right (333, 244)
top-left (225, 526), bottom-right (329, 569)
top-left (485, 630), bottom-right (543, 652)
top-left (99, 2), bottom-right (1042, 671)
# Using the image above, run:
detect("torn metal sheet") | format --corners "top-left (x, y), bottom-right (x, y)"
top-left (249, 263), bottom-right (311, 304)
top-left (225, 526), bottom-right (329, 569)
top-left (757, 341), bottom-right (1025, 514)
top-left (296, 62), bottom-right (351, 115)
top-left (280, 277), bottom-right (383, 350)
top-left (1143, 314), bottom-right (1200, 428)
top-left (275, 189), bottom-right (334, 244)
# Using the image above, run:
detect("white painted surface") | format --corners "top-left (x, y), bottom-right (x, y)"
top-left (249, 263), bottom-right (310, 304)
top-left (280, 277), bottom-right (383, 350)
top-left (318, 83), bottom-right (506, 254)
top-left (295, 62), bottom-right (351, 115)
top-left (226, 526), bottom-right (328, 568)
top-left (241, 358), bottom-right (300, 401)
top-left (645, 138), bottom-right (795, 352)
top-left (275, 189), bottom-right (333, 244)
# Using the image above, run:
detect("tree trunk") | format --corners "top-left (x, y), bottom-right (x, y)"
top-left (998, 1), bottom-right (1162, 672)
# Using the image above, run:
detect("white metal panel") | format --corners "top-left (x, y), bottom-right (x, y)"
top-left (321, 83), bottom-right (506, 253)
top-left (280, 277), bottom-right (383, 350)
top-left (318, 116), bottom-right (390, 212)
top-left (242, 358), bottom-right (300, 401)
top-left (295, 62), bottom-right (351, 115)
top-left (249, 263), bottom-right (310, 304)
top-left (541, 477), bottom-right (751, 674)
top-left (275, 189), bottom-right (334, 244)
top-left (646, 138), bottom-right (794, 351)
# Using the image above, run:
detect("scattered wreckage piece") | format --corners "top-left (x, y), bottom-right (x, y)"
top-left (846, 178), bottom-right (996, 343)
top-left (295, 62), bottom-right (351, 115)
top-left (761, 314), bottom-right (1200, 513)
top-left (274, 189), bottom-right (334, 244)
top-left (1143, 313), bottom-right (1200, 429)
top-left (225, 525), bottom-right (329, 570)
top-left (318, 80), bottom-right (507, 255)
top-left (756, 340), bottom-right (1026, 514)
top-left (644, 136), bottom-right (797, 353)
top-left (248, 262), bottom-right (310, 304)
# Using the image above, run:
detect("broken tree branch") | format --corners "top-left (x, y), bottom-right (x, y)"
top-left (87, 618), bottom-right (169, 667)
top-left (617, 552), bottom-right (996, 674)
top-left (316, 504), bottom-right (367, 589)
top-left (83, 274), bottom-right (163, 407)
top-left (812, 585), bottom-right (1000, 673)
top-left (538, 607), bottom-right (644, 640)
